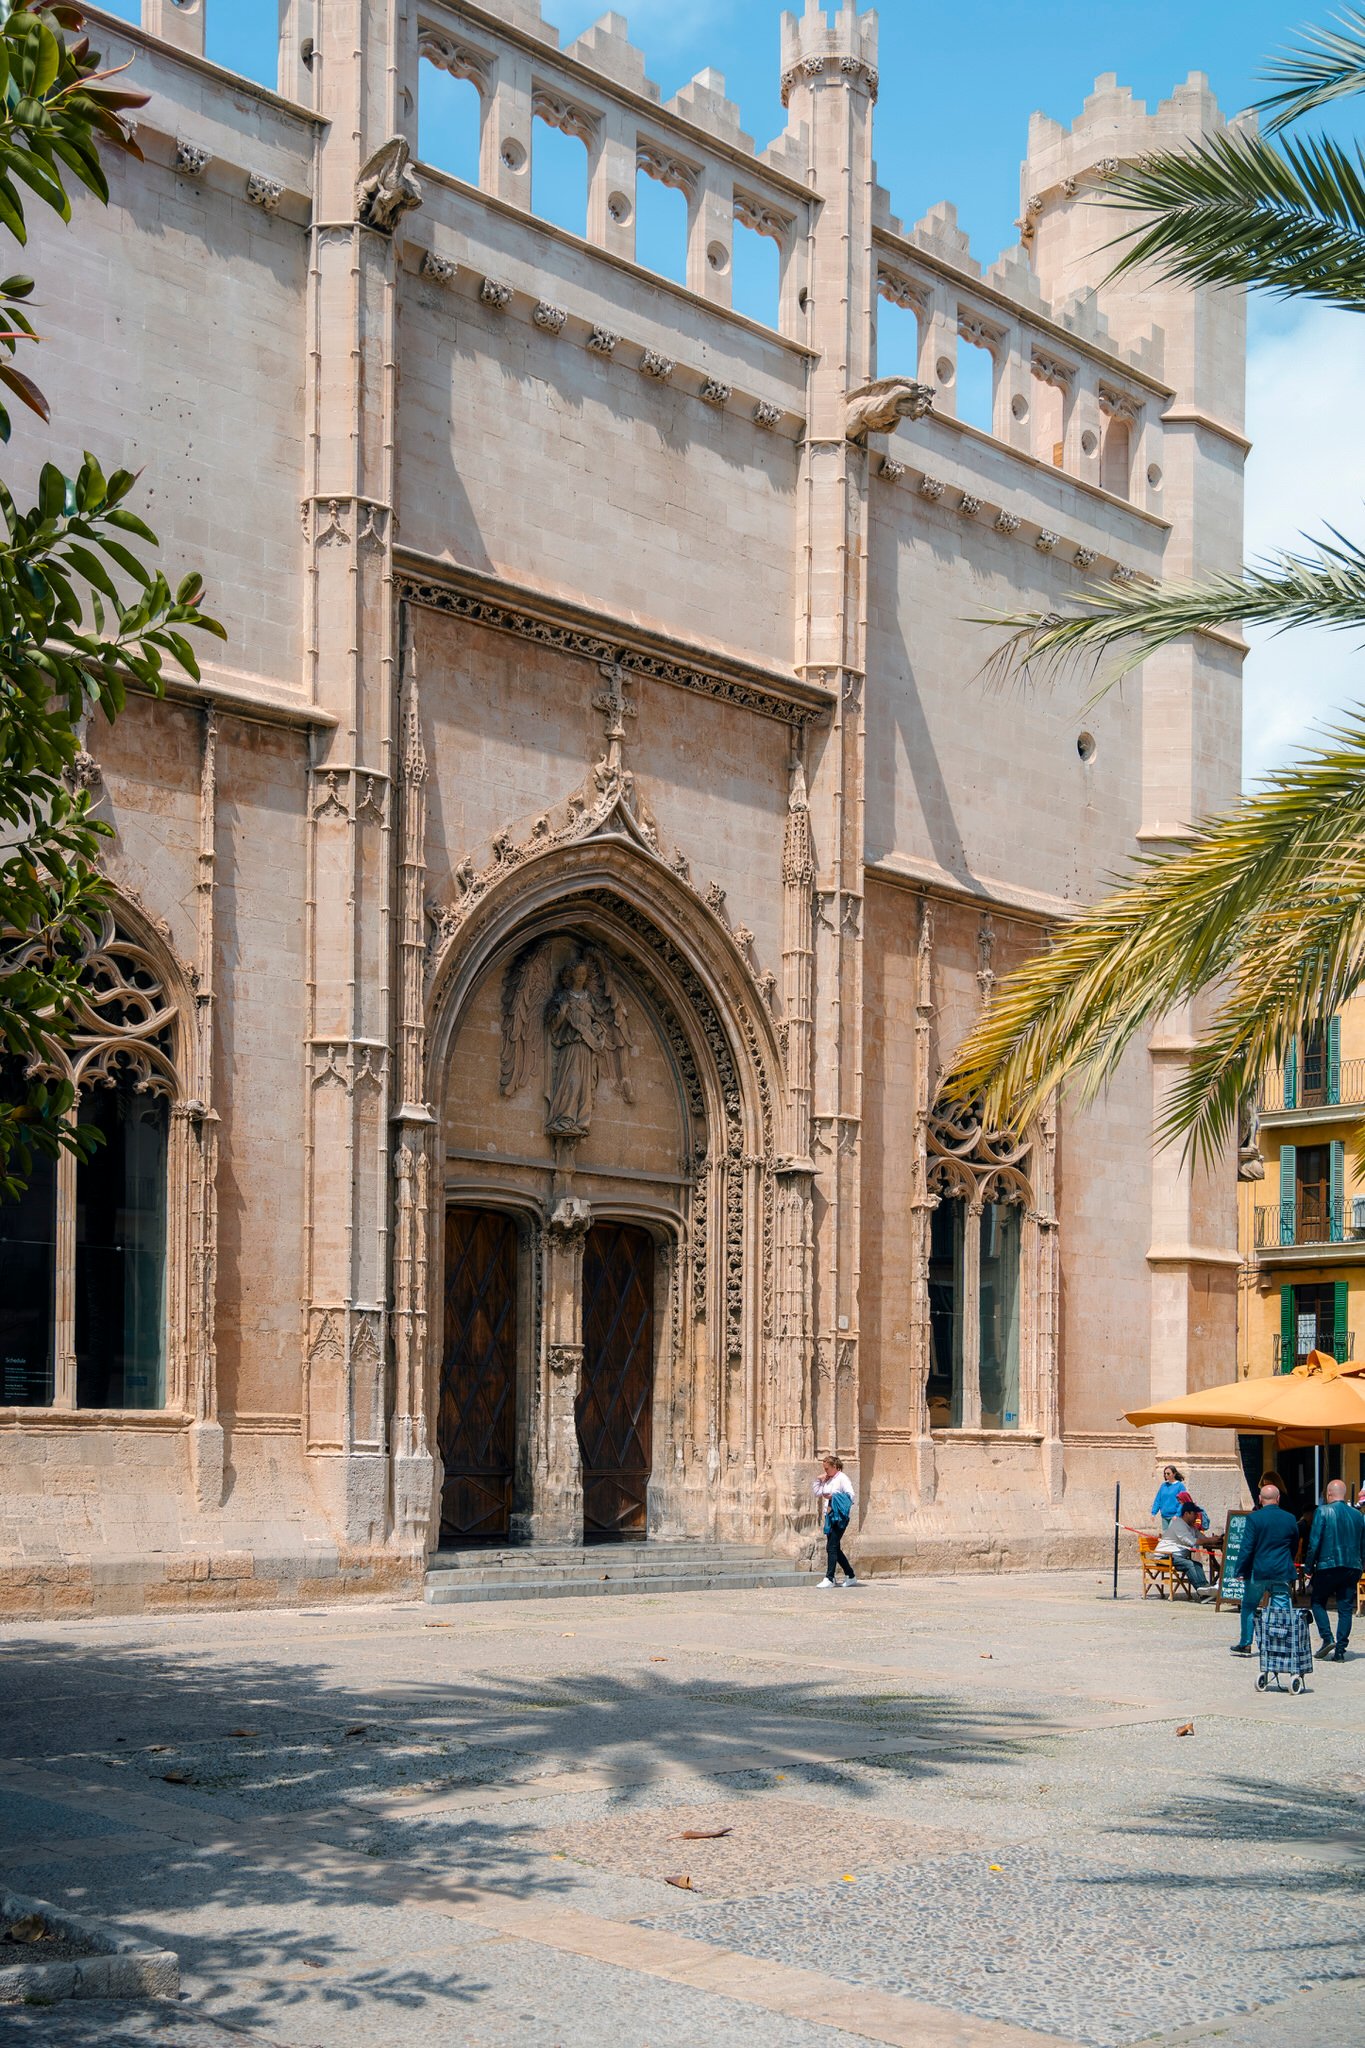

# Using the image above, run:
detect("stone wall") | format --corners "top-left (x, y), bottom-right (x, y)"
top-left (0, 2), bottom-right (1247, 1615)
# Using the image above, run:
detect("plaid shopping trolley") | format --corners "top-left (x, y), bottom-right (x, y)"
top-left (1254, 1603), bottom-right (1313, 1693)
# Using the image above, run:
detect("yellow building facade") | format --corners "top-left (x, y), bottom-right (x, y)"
top-left (1238, 1006), bottom-right (1365, 1504)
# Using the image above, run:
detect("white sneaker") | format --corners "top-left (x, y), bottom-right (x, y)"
top-left (818, 1577), bottom-right (836, 1587)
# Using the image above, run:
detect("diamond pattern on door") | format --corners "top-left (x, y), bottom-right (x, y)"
top-left (439, 1208), bottom-right (518, 1542)
top-left (578, 1222), bottom-right (655, 1540)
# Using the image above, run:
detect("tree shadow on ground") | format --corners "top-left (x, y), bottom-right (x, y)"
top-left (0, 1630), bottom-right (1058, 2038)
top-left (1114, 1772), bottom-right (1365, 1863)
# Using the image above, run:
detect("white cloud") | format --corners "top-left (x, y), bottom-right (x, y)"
top-left (1241, 302), bottom-right (1365, 788)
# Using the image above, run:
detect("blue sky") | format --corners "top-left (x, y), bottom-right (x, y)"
top-left (100, 0), bottom-right (1365, 788)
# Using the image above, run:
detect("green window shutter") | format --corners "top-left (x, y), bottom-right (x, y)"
top-left (1284, 1040), bottom-right (1299, 1110)
top-left (1279, 1143), bottom-right (1296, 1245)
top-left (1331, 1139), bottom-right (1346, 1242)
top-left (1328, 1015), bottom-right (1342, 1105)
top-left (1281, 1285), bottom-right (1296, 1372)
top-left (1334, 1279), bottom-right (1350, 1362)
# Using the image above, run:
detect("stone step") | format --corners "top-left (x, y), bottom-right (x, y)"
top-left (426, 1543), bottom-right (777, 1575)
top-left (423, 1564), bottom-right (812, 1605)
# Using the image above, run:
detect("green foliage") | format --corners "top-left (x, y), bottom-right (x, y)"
top-left (947, 721), bottom-right (1365, 1166)
top-left (949, 10), bottom-right (1365, 1153)
top-left (1100, 131), bottom-right (1365, 309)
top-left (0, 5), bottom-right (222, 1198)
top-left (1260, 7), bottom-right (1365, 131)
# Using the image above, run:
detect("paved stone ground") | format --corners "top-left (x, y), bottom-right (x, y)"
top-left (0, 1571), bottom-right (1362, 2048)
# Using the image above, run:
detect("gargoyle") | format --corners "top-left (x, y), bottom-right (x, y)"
top-left (845, 376), bottom-right (934, 443)
top-left (356, 137), bottom-right (423, 235)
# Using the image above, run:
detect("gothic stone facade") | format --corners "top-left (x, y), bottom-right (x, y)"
top-left (0, 1), bottom-right (1247, 1616)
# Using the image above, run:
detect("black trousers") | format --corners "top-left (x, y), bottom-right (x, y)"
top-left (825, 1527), bottom-right (855, 1580)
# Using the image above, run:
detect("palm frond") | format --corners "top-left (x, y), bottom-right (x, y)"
top-left (1099, 131), bottom-right (1365, 307)
top-left (976, 531), bottom-right (1365, 697)
top-left (945, 720), bottom-right (1365, 1162)
top-left (1260, 8), bottom-right (1365, 132)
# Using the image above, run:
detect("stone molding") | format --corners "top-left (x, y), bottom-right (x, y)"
top-left (874, 459), bottom-right (1141, 581)
top-left (410, 246), bottom-right (804, 436)
top-left (395, 563), bottom-right (831, 728)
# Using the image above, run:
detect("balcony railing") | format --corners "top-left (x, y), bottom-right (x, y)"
top-left (1258, 1058), bottom-right (1365, 1114)
top-left (1273, 1331), bottom-right (1353, 1370)
top-left (1253, 1199), bottom-right (1365, 1249)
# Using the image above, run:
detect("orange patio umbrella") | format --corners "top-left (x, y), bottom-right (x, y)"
top-left (1125, 1351), bottom-right (1365, 1448)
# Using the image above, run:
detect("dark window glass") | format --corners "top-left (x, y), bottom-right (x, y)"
top-left (927, 1195), bottom-right (964, 1428)
top-left (75, 1082), bottom-right (167, 1409)
top-left (979, 1201), bottom-right (1021, 1430)
top-left (0, 1145), bottom-right (56, 1406)
top-left (1302, 1026), bottom-right (1327, 1106)
top-left (1292, 1283), bottom-right (1339, 1361)
top-left (1296, 1143), bottom-right (1330, 1242)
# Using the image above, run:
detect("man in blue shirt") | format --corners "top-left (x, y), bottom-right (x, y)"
top-left (1230, 1483), bottom-right (1300, 1656)
top-left (1306, 1479), bottom-right (1365, 1662)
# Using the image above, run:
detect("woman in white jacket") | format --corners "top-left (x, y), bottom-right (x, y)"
top-left (813, 1454), bottom-right (857, 1587)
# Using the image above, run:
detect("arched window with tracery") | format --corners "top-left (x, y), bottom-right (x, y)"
top-left (0, 912), bottom-right (181, 1411)
top-left (925, 1099), bottom-right (1036, 1432)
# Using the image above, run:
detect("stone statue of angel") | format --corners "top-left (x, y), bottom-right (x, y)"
top-left (500, 943), bottom-right (635, 1140)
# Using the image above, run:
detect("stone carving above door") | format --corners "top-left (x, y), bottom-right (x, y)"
top-left (500, 940), bottom-right (637, 1140)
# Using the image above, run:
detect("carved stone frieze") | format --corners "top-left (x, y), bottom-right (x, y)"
top-left (418, 30), bottom-right (491, 94)
top-left (919, 476), bottom-right (945, 501)
top-left (480, 277), bottom-right (513, 310)
top-left (63, 749), bottom-right (102, 795)
top-left (587, 327), bottom-right (620, 355)
top-left (876, 266), bottom-right (929, 313)
top-left (734, 191), bottom-right (793, 243)
top-left (175, 138), bottom-right (210, 177)
top-left (753, 401), bottom-right (782, 430)
top-left (700, 379), bottom-right (732, 406)
top-left (398, 576), bottom-right (821, 728)
top-left (1030, 348), bottom-right (1076, 390)
top-left (640, 349), bottom-right (674, 380)
top-left (246, 172), bottom-right (284, 214)
top-left (959, 494), bottom-right (982, 517)
top-left (1074, 547), bottom-right (1098, 569)
top-left (533, 301), bottom-right (567, 334)
top-left (1098, 381), bottom-right (1143, 423)
top-left (994, 510), bottom-right (1021, 535)
top-left (532, 90), bottom-right (598, 147)
top-left (958, 313), bottom-right (1006, 352)
top-left (1036, 530), bottom-right (1059, 553)
top-left (637, 143), bottom-right (698, 197)
top-left (781, 55), bottom-right (878, 104)
top-left (421, 251), bottom-right (458, 286)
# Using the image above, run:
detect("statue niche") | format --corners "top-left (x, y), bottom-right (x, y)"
top-left (500, 940), bottom-right (636, 1141)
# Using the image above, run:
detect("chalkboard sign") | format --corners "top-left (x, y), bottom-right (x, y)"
top-left (1215, 1508), bottom-right (1252, 1611)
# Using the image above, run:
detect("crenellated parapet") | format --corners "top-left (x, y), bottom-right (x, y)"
top-left (779, 0), bottom-right (879, 106)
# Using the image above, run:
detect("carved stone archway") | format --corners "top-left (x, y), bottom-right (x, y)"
top-left (393, 833), bottom-right (807, 1554)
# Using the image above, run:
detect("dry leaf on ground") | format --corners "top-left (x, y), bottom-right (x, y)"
top-left (1176, 1722), bottom-right (1195, 1737)
top-left (664, 1875), bottom-right (693, 1889)
top-left (677, 1828), bottom-right (732, 1840)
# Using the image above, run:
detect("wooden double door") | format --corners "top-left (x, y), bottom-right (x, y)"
top-left (439, 1208), bottom-right (519, 1543)
top-left (577, 1221), bottom-right (656, 1542)
top-left (439, 1210), bottom-right (656, 1545)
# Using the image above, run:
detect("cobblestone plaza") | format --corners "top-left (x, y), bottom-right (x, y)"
top-left (2, 1575), bottom-right (1362, 2046)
